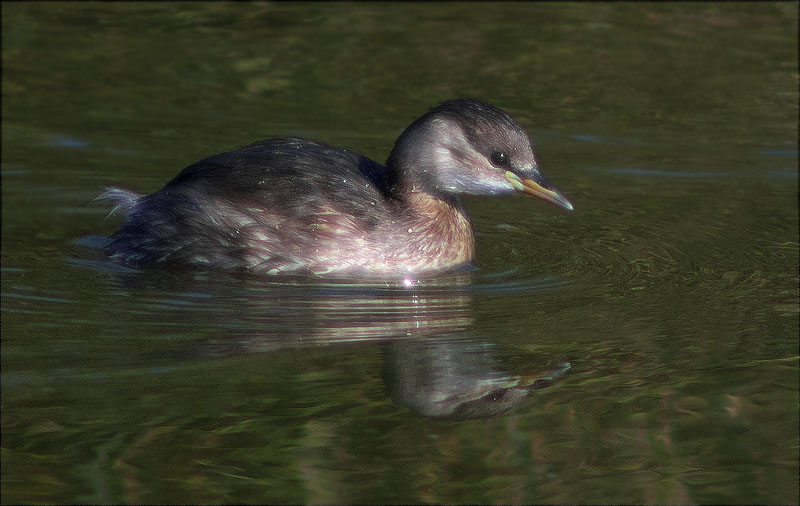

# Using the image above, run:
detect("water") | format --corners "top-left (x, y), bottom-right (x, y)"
top-left (2, 3), bottom-right (798, 504)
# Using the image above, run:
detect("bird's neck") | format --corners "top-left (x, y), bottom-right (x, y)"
top-left (381, 187), bottom-right (476, 271)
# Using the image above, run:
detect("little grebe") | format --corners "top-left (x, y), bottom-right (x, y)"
top-left (101, 98), bottom-right (573, 275)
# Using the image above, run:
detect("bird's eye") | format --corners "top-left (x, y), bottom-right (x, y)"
top-left (489, 151), bottom-right (509, 168)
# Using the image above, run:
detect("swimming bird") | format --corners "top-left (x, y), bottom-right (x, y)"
top-left (101, 98), bottom-right (572, 276)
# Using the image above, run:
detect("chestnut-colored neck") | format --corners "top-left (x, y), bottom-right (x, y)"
top-left (377, 188), bottom-right (475, 272)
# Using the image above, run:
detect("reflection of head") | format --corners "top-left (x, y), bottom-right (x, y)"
top-left (384, 338), bottom-right (570, 420)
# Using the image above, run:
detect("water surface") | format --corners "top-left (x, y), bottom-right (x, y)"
top-left (2, 3), bottom-right (798, 504)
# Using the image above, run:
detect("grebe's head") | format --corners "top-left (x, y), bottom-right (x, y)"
top-left (387, 98), bottom-right (573, 211)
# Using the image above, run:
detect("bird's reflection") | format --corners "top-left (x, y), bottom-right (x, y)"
top-left (384, 338), bottom-right (569, 419)
top-left (93, 263), bottom-right (571, 419)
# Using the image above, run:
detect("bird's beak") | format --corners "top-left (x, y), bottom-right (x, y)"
top-left (505, 170), bottom-right (574, 211)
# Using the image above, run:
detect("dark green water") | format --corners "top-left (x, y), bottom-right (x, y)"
top-left (2, 3), bottom-right (798, 504)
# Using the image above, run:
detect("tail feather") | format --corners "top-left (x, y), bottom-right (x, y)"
top-left (96, 186), bottom-right (142, 217)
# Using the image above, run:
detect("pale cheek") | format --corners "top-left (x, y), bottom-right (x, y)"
top-left (461, 153), bottom-right (513, 194)
top-left (472, 172), bottom-right (515, 195)
top-left (431, 146), bottom-right (453, 167)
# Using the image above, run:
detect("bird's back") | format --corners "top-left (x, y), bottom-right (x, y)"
top-left (105, 138), bottom-right (405, 273)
